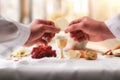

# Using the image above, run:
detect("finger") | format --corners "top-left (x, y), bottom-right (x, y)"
top-left (42, 33), bottom-right (55, 42)
top-left (44, 25), bottom-right (60, 33)
top-left (46, 33), bottom-right (55, 42)
top-left (70, 33), bottom-right (74, 38)
top-left (29, 25), bottom-right (60, 43)
top-left (65, 23), bottom-right (84, 33)
top-left (25, 33), bottom-right (55, 47)
top-left (24, 39), bottom-right (38, 47)
top-left (84, 33), bottom-right (89, 41)
top-left (37, 38), bottom-right (47, 45)
top-left (69, 18), bottom-right (82, 26)
top-left (35, 19), bottom-right (55, 25)
top-left (73, 36), bottom-right (86, 42)
top-left (77, 37), bottom-right (86, 42)
top-left (69, 30), bottom-right (87, 42)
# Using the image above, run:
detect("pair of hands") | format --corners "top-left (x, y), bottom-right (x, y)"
top-left (25, 17), bottom-right (115, 47)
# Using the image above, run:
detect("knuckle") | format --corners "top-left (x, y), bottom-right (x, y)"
top-left (40, 24), bottom-right (46, 30)
top-left (81, 21), bottom-right (86, 26)
top-left (40, 24), bottom-right (44, 27)
top-left (83, 16), bottom-right (89, 22)
top-left (81, 18), bottom-right (89, 26)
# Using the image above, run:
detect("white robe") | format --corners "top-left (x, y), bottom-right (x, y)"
top-left (0, 16), bottom-right (30, 58)
top-left (105, 14), bottom-right (120, 40)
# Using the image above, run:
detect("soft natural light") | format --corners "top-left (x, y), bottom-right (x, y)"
top-left (0, 0), bottom-right (120, 22)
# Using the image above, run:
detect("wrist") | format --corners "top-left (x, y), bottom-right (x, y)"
top-left (100, 22), bottom-right (115, 40)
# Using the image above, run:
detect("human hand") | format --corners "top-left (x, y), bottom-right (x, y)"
top-left (24, 19), bottom-right (60, 46)
top-left (65, 16), bottom-right (115, 42)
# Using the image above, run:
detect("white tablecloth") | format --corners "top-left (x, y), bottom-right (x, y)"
top-left (0, 55), bottom-right (120, 80)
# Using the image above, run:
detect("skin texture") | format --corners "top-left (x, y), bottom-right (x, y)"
top-left (24, 19), bottom-right (60, 46)
top-left (65, 16), bottom-right (115, 43)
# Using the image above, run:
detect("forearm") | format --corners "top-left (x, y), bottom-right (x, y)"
top-left (105, 14), bottom-right (120, 39)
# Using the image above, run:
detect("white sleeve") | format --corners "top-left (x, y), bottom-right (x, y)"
top-left (105, 14), bottom-right (120, 40)
top-left (0, 16), bottom-right (30, 58)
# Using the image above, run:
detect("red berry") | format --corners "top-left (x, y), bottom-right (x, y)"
top-left (31, 45), bottom-right (57, 59)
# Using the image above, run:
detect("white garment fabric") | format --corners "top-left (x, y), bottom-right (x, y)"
top-left (105, 14), bottom-right (120, 40)
top-left (0, 16), bottom-right (30, 58)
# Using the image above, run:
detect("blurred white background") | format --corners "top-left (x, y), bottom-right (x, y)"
top-left (0, 0), bottom-right (120, 24)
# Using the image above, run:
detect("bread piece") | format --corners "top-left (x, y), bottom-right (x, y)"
top-left (80, 50), bottom-right (97, 60)
top-left (85, 50), bottom-right (97, 60)
top-left (79, 50), bottom-right (87, 58)
top-left (112, 49), bottom-right (120, 57)
top-left (67, 50), bottom-right (81, 59)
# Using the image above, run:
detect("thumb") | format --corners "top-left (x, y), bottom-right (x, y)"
top-left (65, 23), bottom-right (84, 33)
top-left (45, 25), bottom-right (60, 33)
